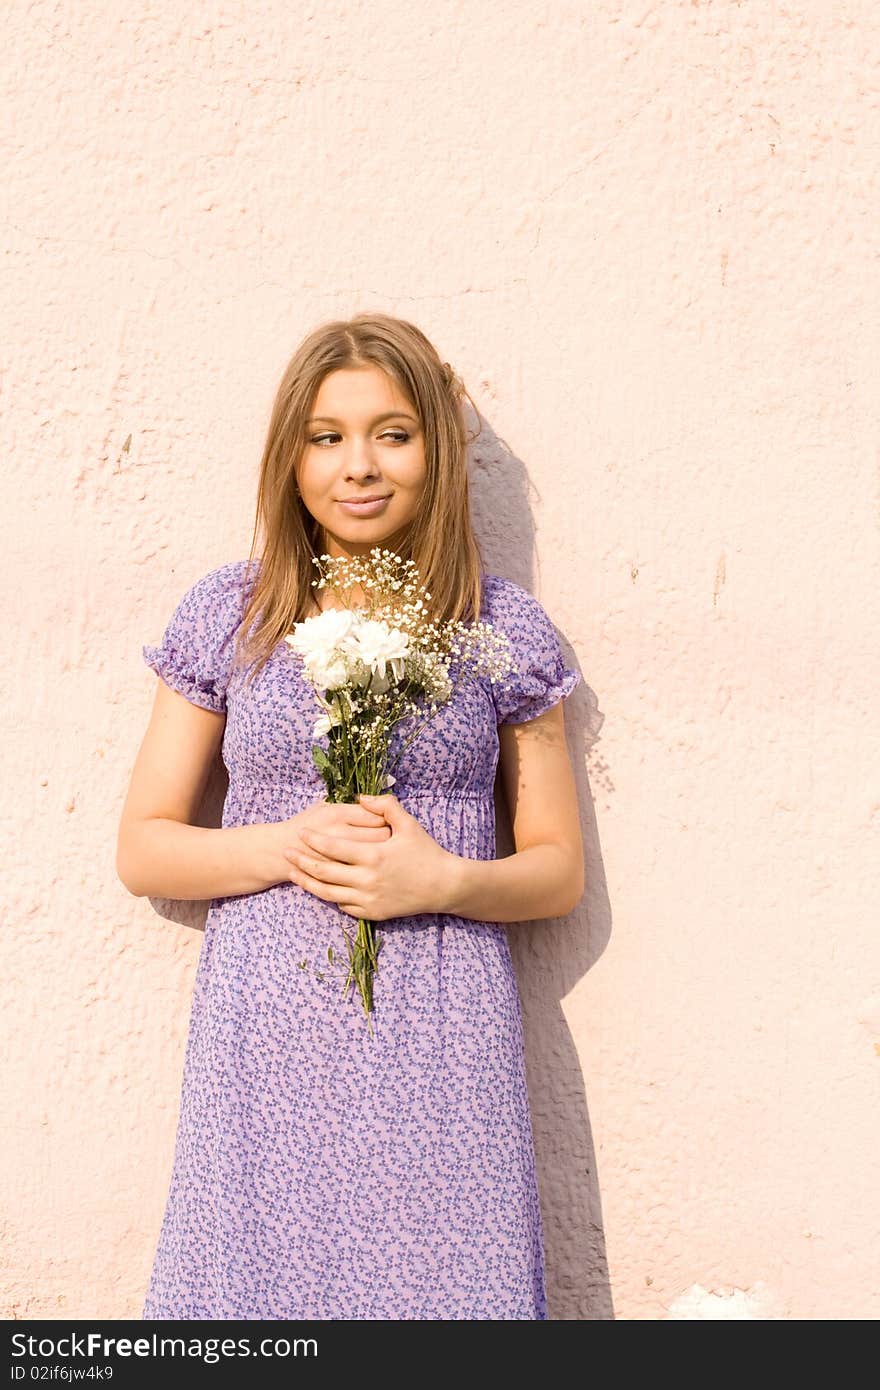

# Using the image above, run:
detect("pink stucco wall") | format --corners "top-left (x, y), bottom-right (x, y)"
top-left (2, 3), bottom-right (877, 1320)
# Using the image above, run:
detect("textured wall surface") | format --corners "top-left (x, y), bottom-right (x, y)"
top-left (2, 1), bottom-right (878, 1321)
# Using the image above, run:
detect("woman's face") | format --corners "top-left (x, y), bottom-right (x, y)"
top-left (298, 365), bottom-right (428, 562)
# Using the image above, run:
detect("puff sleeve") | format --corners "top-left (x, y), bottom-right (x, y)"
top-left (485, 575), bottom-right (581, 726)
top-left (142, 560), bottom-right (251, 713)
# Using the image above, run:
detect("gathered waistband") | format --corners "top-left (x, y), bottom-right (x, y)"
top-left (225, 782), bottom-right (495, 803)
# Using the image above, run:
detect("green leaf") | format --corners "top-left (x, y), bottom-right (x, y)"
top-left (311, 745), bottom-right (331, 773)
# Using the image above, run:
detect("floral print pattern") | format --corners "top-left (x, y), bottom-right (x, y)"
top-left (140, 559), bottom-right (580, 1320)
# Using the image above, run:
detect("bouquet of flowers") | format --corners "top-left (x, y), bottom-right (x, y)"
top-left (285, 547), bottom-right (515, 1034)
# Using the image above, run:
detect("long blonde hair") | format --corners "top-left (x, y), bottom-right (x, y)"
top-left (234, 312), bottom-right (487, 688)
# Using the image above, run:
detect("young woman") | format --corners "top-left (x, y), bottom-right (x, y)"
top-left (118, 312), bottom-right (583, 1320)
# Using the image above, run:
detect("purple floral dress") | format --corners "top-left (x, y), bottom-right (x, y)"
top-left (140, 559), bottom-right (580, 1320)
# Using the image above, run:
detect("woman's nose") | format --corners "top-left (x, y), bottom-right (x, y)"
top-left (342, 441), bottom-right (381, 477)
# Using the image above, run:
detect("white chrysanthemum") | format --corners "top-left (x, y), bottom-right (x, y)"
top-left (351, 619), bottom-right (410, 682)
top-left (306, 651), bottom-right (353, 690)
top-left (285, 609), bottom-right (366, 692)
top-left (342, 657), bottom-right (373, 691)
top-left (285, 607), bottom-right (359, 662)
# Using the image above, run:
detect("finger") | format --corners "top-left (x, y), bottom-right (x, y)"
top-left (326, 823), bottom-right (390, 840)
top-left (288, 848), bottom-right (362, 887)
top-left (291, 867), bottom-right (347, 903)
top-left (290, 850), bottom-right (361, 895)
top-left (283, 826), bottom-right (388, 855)
top-left (332, 806), bottom-right (388, 827)
top-left (299, 829), bottom-right (373, 866)
top-left (340, 824), bottom-right (392, 841)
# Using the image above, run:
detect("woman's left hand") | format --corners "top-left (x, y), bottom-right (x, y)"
top-left (281, 792), bottom-right (454, 920)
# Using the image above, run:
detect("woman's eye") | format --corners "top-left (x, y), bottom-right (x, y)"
top-left (309, 430), bottom-right (409, 446)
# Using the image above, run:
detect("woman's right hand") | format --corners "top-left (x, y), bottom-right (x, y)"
top-left (268, 799), bottom-right (391, 887)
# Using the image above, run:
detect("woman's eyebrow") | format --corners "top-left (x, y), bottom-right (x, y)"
top-left (305, 411), bottom-right (419, 426)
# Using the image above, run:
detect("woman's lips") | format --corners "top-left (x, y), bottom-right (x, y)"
top-left (336, 496), bottom-right (392, 516)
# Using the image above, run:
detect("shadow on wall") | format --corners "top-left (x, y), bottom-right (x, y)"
top-left (147, 402), bottom-right (613, 1321)
top-left (472, 409), bottom-right (612, 1322)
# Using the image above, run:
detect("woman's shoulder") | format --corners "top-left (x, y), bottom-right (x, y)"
top-left (478, 571), bottom-right (581, 725)
top-left (478, 570), bottom-right (556, 629)
top-left (143, 559), bottom-right (259, 711)
top-left (173, 557), bottom-right (259, 613)
top-left (154, 558), bottom-right (259, 651)
top-left (190, 556), bottom-right (257, 593)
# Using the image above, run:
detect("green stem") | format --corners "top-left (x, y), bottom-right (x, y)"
top-left (340, 916), bottom-right (380, 1039)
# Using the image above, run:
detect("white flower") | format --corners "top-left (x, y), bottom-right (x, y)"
top-left (312, 695), bottom-right (345, 738)
top-left (307, 652), bottom-right (354, 690)
top-left (433, 673), bottom-right (453, 703)
top-left (285, 608), bottom-right (365, 692)
top-left (366, 667), bottom-right (392, 695)
top-left (285, 608), bottom-right (359, 662)
top-left (340, 655), bottom-right (375, 691)
top-left (351, 619), bottom-right (410, 683)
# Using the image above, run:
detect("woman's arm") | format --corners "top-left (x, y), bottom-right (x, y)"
top-left (119, 680), bottom-right (392, 901)
top-left (443, 701), bottom-right (583, 921)
top-left (119, 819), bottom-right (289, 901)
top-left (117, 681), bottom-right (289, 900)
